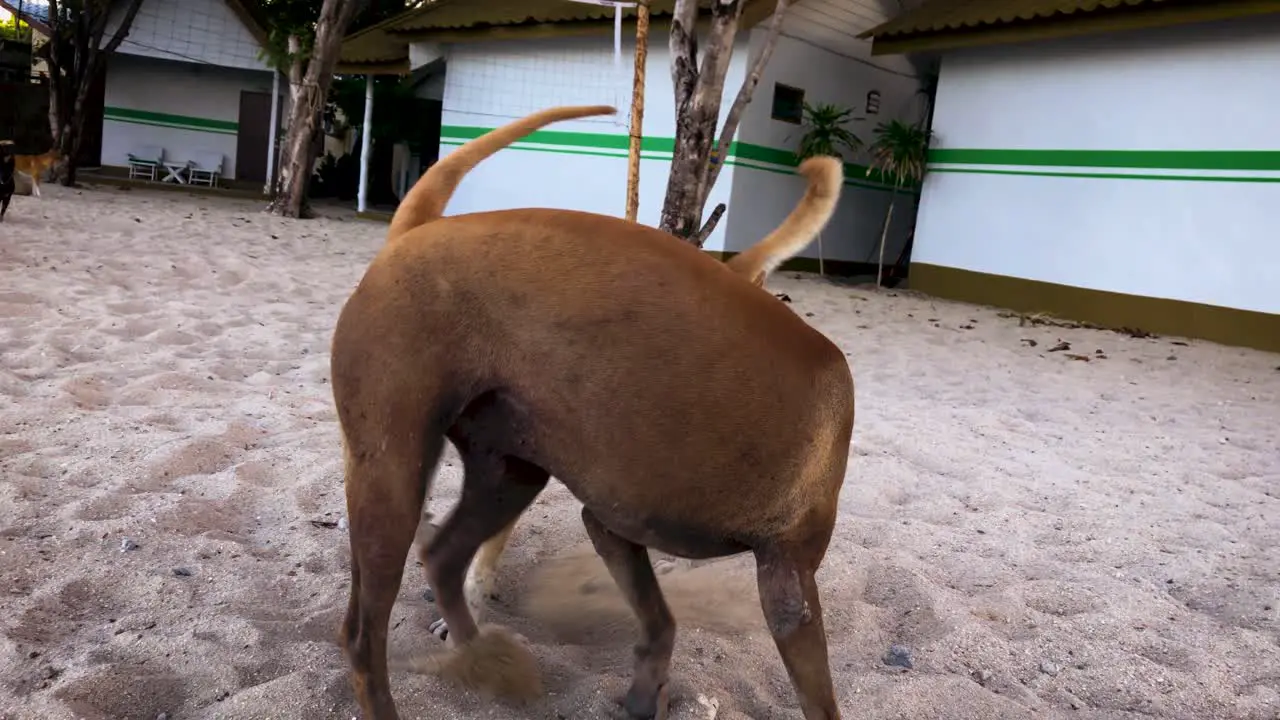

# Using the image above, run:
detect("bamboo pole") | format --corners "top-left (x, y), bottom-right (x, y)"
top-left (624, 0), bottom-right (650, 222)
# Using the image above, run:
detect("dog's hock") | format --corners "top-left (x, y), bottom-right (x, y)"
top-left (756, 556), bottom-right (807, 637)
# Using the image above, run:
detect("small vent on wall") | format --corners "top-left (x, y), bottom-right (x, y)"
top-left (865, 90), bottom-right (881, 115)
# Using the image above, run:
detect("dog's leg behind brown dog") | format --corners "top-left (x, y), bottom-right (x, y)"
top-left (414, 406), bottom-right (549, 701)
top-left (581, 507), bottom-right (677, 716)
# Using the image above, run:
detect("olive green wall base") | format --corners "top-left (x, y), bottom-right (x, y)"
top-left (707, 251), bottom-right (880, 278)
top-left (910, 263), bottom-right (1280, 354)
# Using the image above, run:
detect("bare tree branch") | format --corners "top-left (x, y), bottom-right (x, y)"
top-left (692, 202), bottom-right (726, 248)
top-left (100, 0), bottom-right (146, 54)
top-left (699, 0), bottom-right (790, 208)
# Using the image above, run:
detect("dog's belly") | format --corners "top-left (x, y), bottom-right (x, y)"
top-left (583, 503), bottom-right (751, 559)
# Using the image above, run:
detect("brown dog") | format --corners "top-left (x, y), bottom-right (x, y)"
top-left (10, 146), bottom-right (60, 198)
top-left (332, 105), bottom-right (853, 720)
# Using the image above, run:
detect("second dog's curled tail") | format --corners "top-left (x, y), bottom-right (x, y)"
top-left (725, 156), bottom-right (844, 286)
top-left (387, 104), bottom-right (618, 241)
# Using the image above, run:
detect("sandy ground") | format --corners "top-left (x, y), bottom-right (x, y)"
top-left (0, 183), bottom-right (1278, 720)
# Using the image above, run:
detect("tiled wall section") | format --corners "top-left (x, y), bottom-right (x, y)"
top-left (107, 0), bottom-right (269, 72)
top-left (444, 38), bottom-right (634, 130)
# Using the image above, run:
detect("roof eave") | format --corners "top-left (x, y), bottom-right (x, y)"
top-left (223, 0), bottom-right (271, 50)
top-left (0, 0), bottom-right (52, 35)
top-left (863, 0), bottom-right (1280, 56)
top-left (380, 0), bottom-right (776, 45)
top-left (336, 59), bottom-right (411, 76)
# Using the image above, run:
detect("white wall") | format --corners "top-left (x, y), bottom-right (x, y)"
top-left (102, 53), bottom-right (275, 179)
top-left (915, 15), bottom-right (1280, 315)
top-left (107, 0), bottom-right (270, 71)
top-left (429, 33), bottom-right (750, 252)
top-left (724, 30), bottom-right (926, 262)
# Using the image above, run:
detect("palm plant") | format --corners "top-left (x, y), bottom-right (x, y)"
top-left (795, 103), bottom-right (860, 276)
top-left (866, 118), bottom-right (934, 287)
top-left (796, 102), bottom-right (862, 160)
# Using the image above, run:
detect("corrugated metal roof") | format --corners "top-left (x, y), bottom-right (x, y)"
top-left (339, 0), bottom-right (753, 71)
top-left (383, 0), bottom-right (697, 34)
top-left (863, 0), bottom-right (1177, 38)
top-left (340, 21), bottom-right (408, 66)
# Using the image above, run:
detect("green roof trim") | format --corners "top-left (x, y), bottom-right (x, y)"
top-left (860, 0), bottom-right (1280, 56)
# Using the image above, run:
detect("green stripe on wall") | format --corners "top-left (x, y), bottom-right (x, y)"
top-left (439, 124), bottom-right (915, 193)
top-left (104, 106), bottom-right (238, 135)
top-left (930, 167), bottom-right (1280, 183)
top-left (929, 148), bottom-right (1280, 172)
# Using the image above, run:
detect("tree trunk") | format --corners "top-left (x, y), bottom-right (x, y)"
top-left (46, 0), bottom-right (145, 186)
top-left (876, 189), bottom-right (899, 287)
top-left (268, 0), bottom-right (364, 218)
top-left (658, 0), bottom-right (790, 245)
top-left (659, 0), bottom-right (744, 240)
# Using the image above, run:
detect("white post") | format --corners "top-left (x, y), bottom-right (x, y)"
top-left (264, 70), bottom-right (281, 195)
top-left (357, 74), bottom-right (374, 214)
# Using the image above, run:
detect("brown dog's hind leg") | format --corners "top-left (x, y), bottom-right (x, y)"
top-left (341, 431), bottom-right (447, 720)
top-left (420, 450), bottom-right (548, 702)
top-left (581, 508), bottom-right (676, 720)
top-left (755, 549), bottom-right (841, 720)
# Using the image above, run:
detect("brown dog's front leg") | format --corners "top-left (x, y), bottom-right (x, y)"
top-left (755, 549), bottom-right (841, 720)
top-left (581, 508), bottom-right (675, 719)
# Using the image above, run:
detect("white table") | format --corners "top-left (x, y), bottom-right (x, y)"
top-left (162, 161), bottom-right (189, 184)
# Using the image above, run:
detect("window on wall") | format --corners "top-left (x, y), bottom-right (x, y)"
top-left (770, 83), bottom-right (805, 124)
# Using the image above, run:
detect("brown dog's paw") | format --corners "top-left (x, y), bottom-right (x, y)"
top-left (411, 624), bottom-right (543, 703)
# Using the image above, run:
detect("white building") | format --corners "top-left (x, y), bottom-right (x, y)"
top-left (99, 0), bottom-right (284, 186)
top-left (861, 0), bottom-right (1280, 353)
top-left (339, 0), bottom-right (930, 272)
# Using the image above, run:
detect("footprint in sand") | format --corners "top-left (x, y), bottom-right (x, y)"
top-left (143, 436), bottom-right (242, 489)
top-left (6, 578), bottom-right (104, 647)
top-left (101, 316), bottom-right (162, 340)
top-left (152, 329), bottom-right (200, 346)
top-left (0, 290), bottom-right (43, 305)
top-left (860, 561), bottom-right (950, 645)
top-left (60, 374), bottom-right (116, 409)
top-left (104, 299), bottom-right (152, 315)
top-left (1019, 580), bottom-right (1105, 617)
top-left (52, 665), bottom-right (189, 720)
top-left (73, 492), bottom-right (137, 522)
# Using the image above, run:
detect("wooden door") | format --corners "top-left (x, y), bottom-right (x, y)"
top-left (235, 90), bottom-right (273, 184)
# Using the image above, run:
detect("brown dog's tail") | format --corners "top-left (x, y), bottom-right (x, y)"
top-left (387, 104), bottom-right (618, 240)
top-left (725, 156), bottom-right (844, 286)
